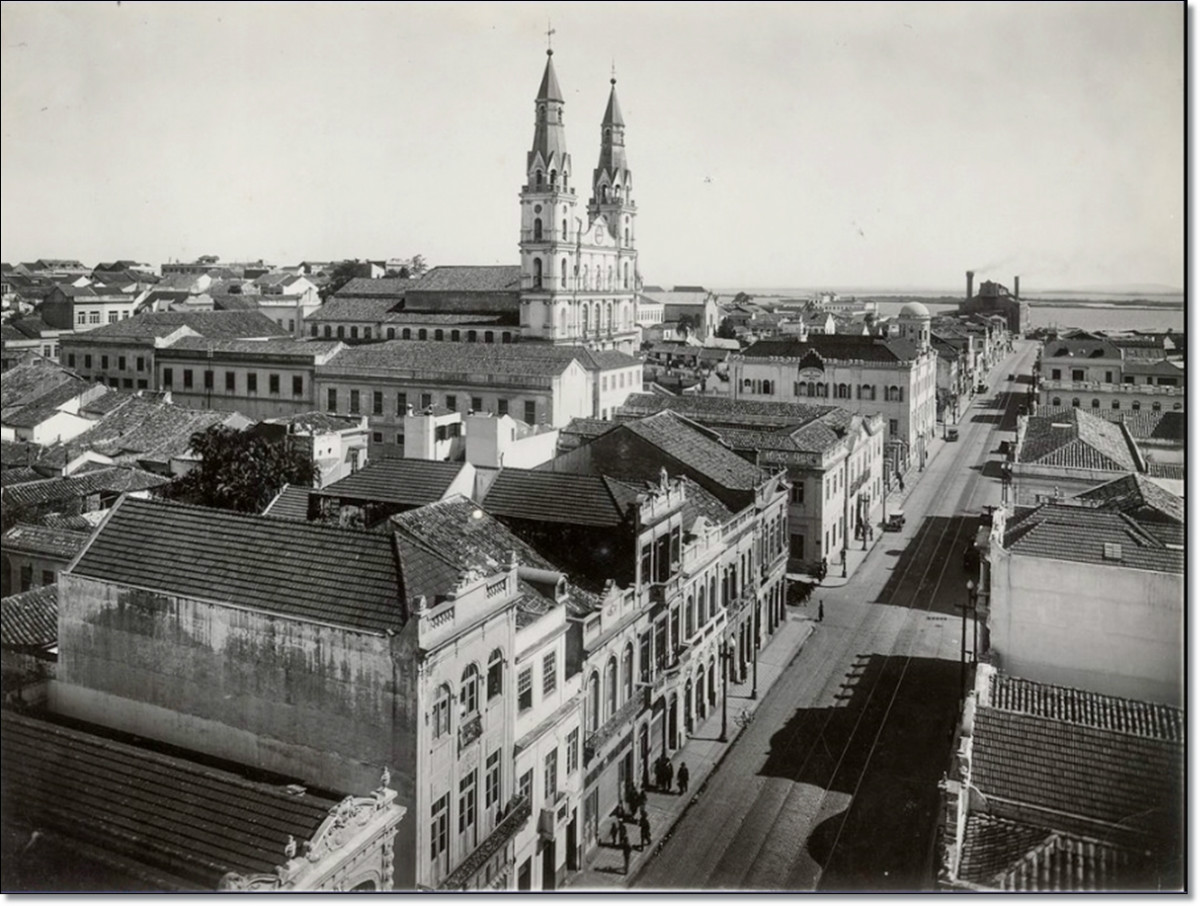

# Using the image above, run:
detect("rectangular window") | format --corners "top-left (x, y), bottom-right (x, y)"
top-left (118, 356), bottom-right (126, 371)
top-left (225, 371), bottom-right (235, 392)
top-left (84, 354), bottom-right (92, 369)
top-left (430, 793), bottom-right (449, 862)
top-left (518, 769), bottom-right (533, 804)
top-left (269, 373), bottom-right (280, 395)
top-left (292, 375), bottom-right (303, 397)
top-left (396, 432), bottom-right (404, 445)
top-left (888, 418), bottom-right (898, 437)
top-left (1071, 369), bottom-right (1085, 381)
top-left (107, 311), bottom-right (118, 324)
top-left (373, 391), bottom-right (383, 415)
top-left (89, 311), bottom-right (100, 325)
top-left (1051, 368), bottom-right (1062, 380)
top-left (68, 354), bottom-right (76, 367)
top-left (203, 369), bottom-right (213, 390)
top-left (566, 728), bottom-right (579, 775)
top-left (122, 378), bottom-right (133, 389)
top-left (420, 392), bottom-right (432, 409)
top-left (791, 483), bottom-right (804, 504)
top-left (137, 379), bottom-right (147, 389)
top-left (77, 312), bottom-right (86, 326)
top-left (518, 666), bottom-right (533, 712)
top-left (488, 655), bottom-right (503, 699)
top-left (524, 400), bottom-right (537, 424)
top-left (471, 396), bottom-right (482, 412)
top-left (446, 394), bottom-right (457, 411)
top-left (372, 431), bottom-right (383, 443)
top-left (397, 392), bottom-right (408, 415)
top-left (101, 355), bottom-right (109, 370)
top-left (42, 570), bottom-right (55, 586)
top-left (544, 748), bottom-right (558, 801)
top-left (542, 650), bottom-right (557, 697)
top-left (183, 369), bottom-right (194, 389)
top-left (485, 749), bottom-right (501, 811)
top-left (350, 390), bottom-right (361, 414)
top-left (247, 372), bottom-right (258, 394)
top-left (433, 692), bottom-right (452, 738)
top-left (327, 388), bottom-right (337, 412)
top-left (458, 769), bottom-right (477, 835)
top-left (497, 398), bottom-right (509, 417)
top-left (163, 367), bottom-right (173, 387)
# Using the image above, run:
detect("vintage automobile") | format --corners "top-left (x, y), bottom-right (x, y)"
top-left (946, 427), bottom-right (959, 441)
top-left (884, 511), bottom-right (906, 532)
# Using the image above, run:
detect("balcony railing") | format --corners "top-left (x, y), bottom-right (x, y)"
top-left (439, 795), bottom-right (531, 891)
top-left (583, 687), bottom-right (649, 763)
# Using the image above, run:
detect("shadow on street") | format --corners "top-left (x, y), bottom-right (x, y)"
top-left (873, 516), bottom-right (976, 616)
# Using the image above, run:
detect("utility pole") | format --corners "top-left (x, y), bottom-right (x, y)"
top-left (719, 641), bottom-right (730, 742)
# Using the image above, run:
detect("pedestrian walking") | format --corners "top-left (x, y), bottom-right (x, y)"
top-left (621, 835), bottom-right (631, 875)
top-left (609, 817), bottom-right (620, 847)
top-left (818, 600), bottom-right (824, 623)
top-left (678, 762), bottom-right (690, 795)
top-left (639, 812), bottom-right (651, 850)
top-left (664, 759), bottom-right (675, 793)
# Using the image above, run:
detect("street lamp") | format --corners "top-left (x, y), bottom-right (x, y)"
top-left (751, 602), bottom-right (759, 700)
top-left (960, 579), bottom-right (976, 702)
top-left (719, 641), bottom-right (732, 742)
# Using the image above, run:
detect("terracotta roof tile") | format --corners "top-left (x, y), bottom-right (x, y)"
top-left (261, 484), bottom-right (312, 520)
top-left (78, 310), bottom-right (287, 340)
top-left (1, 466), bottom-right (169, 510)
top-left (408, 266), bottom-right (521, 292)
top-left (1018, 408), bottom-right (1138, 471)
top-left (742, 335), bottom-right (922, 362)
top-left (482, 469), bottom-right (641, 528)
top-left (315, 458), bottom-right (465, 508)
top-left (2, 523), bottom-right (91, 560)
top-left (1, 583), bottom-right (58, 648)
top-left (1002, 502), bottom-right (1183, 573)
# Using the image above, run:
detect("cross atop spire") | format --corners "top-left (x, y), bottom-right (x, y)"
top-left (611, 59), bottom-right (617, 85)
top-left (546, 21), bottom-right (556, 54)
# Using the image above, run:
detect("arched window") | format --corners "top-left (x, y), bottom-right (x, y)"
top-left (461, 664), bottom-right (480, 715)
top-left (698, 584), bottom-right (707, 626)
top-left (387, 328), bottom-right (395, 339)
top-left (607, 266), bottom-right (614, 289)
top-left (432, 684), bottom-right (452, 738)
top-left (467, 330), bottom-right (477, 343)
top-left (533, 218), bottom-right (543, 241)
top-left (808, 381), bottom-right (817, 397)
top-left (337, 326), bottom-right (345, 339)
top-left (1091, 398), bottom-right (1100, 409)
top-left (487, 649), bottom-right (504, 699)
top-left (623, 262), bottom-right (630, 288)
top-left (402, 328), bottom-right (412, 339)
top-left (561, 258), bottom-right (568, 288)
top-left (1152, 401), bottom-right (1162, 412)
top-left (588, 672), bottom-right (600, 732)
top-left (581, 264), bottom-right (588, 288)
top-left (1132, 400), bottom-right (1141, 411)
top-left (605, 657), bottom-right (618, 720)
top-left (685, 595), bottom-right (695, 638)
top-left (535, 170), bottom-right (544, 187)
top-left (484, 331), bottom-right (494, 344)
top-left (1111, 400), bottom-right (1120, 409)
top-left (606, 301), bottom-right (614, 332)
top-left (418, 328), bottom-right (428, 340)
top-left (432, 329), bottom-right (442, 341)
top-left (624, 227), bottom-right (630, 246)
top-left (549, 169), bottom-right (557, 187)
top-left (580, 303), bottom-right (589, 336)
top-left (1051, 397), bottom-right (1061, 407)
top-left (1072, 398), bottom-right (1080, 407)
top-left (324, 325), bottom-right (332, 338)
top-left (622, 644), bottom-right (634, 704)
top-left (562, 219), bottom-right (568, 240)
top-left (533, 257), bottom-right (543, 288)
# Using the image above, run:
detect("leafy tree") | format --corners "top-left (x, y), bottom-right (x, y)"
top-left (731, 291), bottom-right (754, 306)
top-left (319, 259), bottom-right (362, 302)
top-left (676, 313), bottom-right (699, 334)
top-left (716, 317), bottom-right (738, 340)
top-left (408, 254), bottom-right (428, 277)
top-left (164, 425), bottom-right (316, 514)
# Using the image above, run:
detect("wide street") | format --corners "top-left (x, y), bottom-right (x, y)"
top-left (635, 340), bottom-right (1040, 892)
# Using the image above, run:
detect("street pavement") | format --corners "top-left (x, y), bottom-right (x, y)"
top-left (627, 341), bottom-right (1039, 892)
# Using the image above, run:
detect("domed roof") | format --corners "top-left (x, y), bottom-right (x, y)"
top-left (898, 300), bottom-right (931, 318)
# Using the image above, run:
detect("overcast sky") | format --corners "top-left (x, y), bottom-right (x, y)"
top-left (0, 2), bottom-right (1183, 290)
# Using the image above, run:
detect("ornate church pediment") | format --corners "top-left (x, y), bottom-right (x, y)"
top-left (796, 348), bottom-right (826, 376)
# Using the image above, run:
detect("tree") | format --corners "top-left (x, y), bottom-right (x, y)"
top-left (164, 425), bottom-right (316, 514)
top-left (731, 291), bottom-right (754, 306)
top-left (319, 259), bottom-right (362, 302)
top-left (716, 317), bottom-right (738, 340)
top-left (408, 254), bottom-right (428, 277)
top-left (676, 313), bottom-right (699, 334)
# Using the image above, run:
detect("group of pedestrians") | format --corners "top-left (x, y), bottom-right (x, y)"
top-left (608, 805), bottom-right (653, 875)
top-left (652, 755), bottom-right (689, 796)
top-left (605, 758), bottom-right (693, 875)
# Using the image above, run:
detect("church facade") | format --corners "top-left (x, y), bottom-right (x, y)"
top-left (518, 50), bottom-right (640, 354)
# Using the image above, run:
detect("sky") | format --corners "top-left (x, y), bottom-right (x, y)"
top-left (0, 1), bottom-right (1184, 291)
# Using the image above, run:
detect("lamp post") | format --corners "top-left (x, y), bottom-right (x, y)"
top-left (719, 641), bottom-right (731, 742)
top-left (960, 579), bottom-right (976, 702)
top-left (751, 602), bottom-right (759, 700)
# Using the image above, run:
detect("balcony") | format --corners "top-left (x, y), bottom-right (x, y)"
top-left (439, 795), bottom-right (531, 891)
top-left (458, 712), bottom-right (482, 753)
top-left (583, 687), bottom-right (650, 764)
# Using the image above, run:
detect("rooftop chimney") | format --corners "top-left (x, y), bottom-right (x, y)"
top-left (1013, 275), bottom-right (1020, 299)
top-left (966, 270), bottom-right (975, 301)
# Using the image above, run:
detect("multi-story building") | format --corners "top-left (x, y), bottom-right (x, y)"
top-left (614, 394), bottom-right (886, 571)
top-left (1035, 334), bottom-right (1185, 413)
top-left (957, 270), bottom-right (1029, 336)
top-left (61, 310), bottom-right (288, 391)
top-left (730, 303), bottom-right (938, 475)
top-left (517, 52), bottom-right (639, 353)
top-left (52, 494), bottom-right (590, 890)
top-left (40, 284), bottom-right (139, 331)
top-left (155, 337), bottom-right (344, 419)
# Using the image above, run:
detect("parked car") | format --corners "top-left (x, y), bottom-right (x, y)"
top-left (976, 382), bottom-right (988, 393)
top-left (884, 511), bottom-right (906, 532)
top-left (946, 427), bottom-right (959, 441)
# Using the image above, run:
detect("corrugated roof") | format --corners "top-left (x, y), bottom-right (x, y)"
top-left (315, 458), bottom-right (464, 507)
top-left (1, 583), bottom-right (58, 649)
top-left (1, 709), bottom-right (340, 889)
top-left (70, 497), bottom-right (406, 634)
top-left (481, 469), bottom-right (640, 527)
top-left (2, 523), bottom-right (91, 560)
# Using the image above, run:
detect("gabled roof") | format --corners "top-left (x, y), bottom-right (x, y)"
top-left (320, 340), bottom-right (579, 380)
top-left (1, 583), bottom-right (58, 649)
top-left (1043, 337), bottom-right (1122, 359)
top-left (1, 709), bottom-right (343, 890)
top-left (1, 466), bottom-right (169, 511)
top-left (261, 484), bottom-right (312, 520)
top-left (71, 497), bottom-right (406, 634)
top-left (1074, 473), bottom-right (1183, 524)
top-left (1001, 502), bottom-right (1183, 574)
top-left (315, 458), bottom-right (465, 508)
top-left (1018, 408), bottom-right (1139, 472)
top-left (306, 296), bottom-right (399, 322)
top-left (2, 523), bottom-right (92, 560)
top-left (260, 411), bottom-right (364, 434)
top-left (616, 411), bottom-right (766, 490)
top-left (78, 310), bottom-right (287, 340)
top-left (408, 265), bottom-right (522, 293)
top-left (742, 334), bottom-right (922, 362)
top-left (158, 338), bottom-right (343, 361)
top-left (0, 356), bottom-right (82, 411)
top-left (481, 469), bottom-right (641, 528)
top-left (332, 277), bottom-right (412, 299)
top-left (618, 392), bottom-right (839, 428)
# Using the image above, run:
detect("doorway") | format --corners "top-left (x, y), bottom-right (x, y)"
top-left (518, 858), bottom-right (531, 891)
top-left (542, 839), bottom-right (557, 891)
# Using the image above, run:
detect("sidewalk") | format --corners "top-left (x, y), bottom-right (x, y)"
top-left (567, 610), bottom-right (818, 889)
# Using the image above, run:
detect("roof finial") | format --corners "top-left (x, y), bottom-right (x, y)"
top-left (546, 21), bottom-right (556, 55)
top-left (611, 58), bottom-right (617, 85)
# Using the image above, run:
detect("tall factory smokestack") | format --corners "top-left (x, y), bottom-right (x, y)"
top-left (966, 270), bottom-right (975, 301)
top-left (1013, 275), bottom-right (1020, 299)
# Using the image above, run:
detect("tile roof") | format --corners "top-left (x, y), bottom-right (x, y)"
top-left (315, 458), bottom-right (465, 507)
top-left (983, 671), bottom-right (1182, 742)
top-left (306, 296), bottom-right (400, 322)
top-left (2, 522), bottom-right (92, 560)
top-left (957, 813), bottom-right (1154, 891)
top-left (676, 475), bottom-right (734, 527)
top-left (261, 411), bottom-right (364, 433)
top-left (1073, 473), bottom-right (1183, 525)
top-left (559, 417), bottom-right (616, 441)
top-left (80, 310), bottom-right (287, 340)
top-left (208, 293), bottom-right (261, 311)
top-left (1035, 407), bottom-right (1184, 444)
top-left (1042, 337), bottom-right (1122, 359)
top-left (741, 334), bottom-right (922, 363)
top-left (71, 497), bottom-right (407, 634)
top-left (379, 310), bottom-right (515, 326)
top-left (159, 337), bottom-right (342, 359)
top-left (617, 411), bottom-right (766, 490)
top-left (320, 340), bottom-right (578, 379)
top-left (332, 277), bottom-right (413, 298)
top-left (618, 392), bottom-right (839, 427)
top-left (481, 469), bottom-right (641, 527)
top-left (1002, 503), bottom-right (1183, 573)
top-left (1, 583), bottom-right (58, 649)
top-left (6, 316), bottom-right (55, 339)
top-left (1, 465), bottom-right (169, 511)
top-left (0, 357), bottom-right (82, 411)
top-left (1145, 462), bottom-right (1184, 481)
top-left (1018, 408), bottom-right (1139, 471)
top-left (972, 706), bottom-right (1181, 841)
top-left (408, 266), bottom-right (521, 292)
top-left (0, 466), bottom-right (46, 487)
top-left (261, 484), bottom-right (312, 520)
top-left (0, 709), bottom-right (341, 890)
